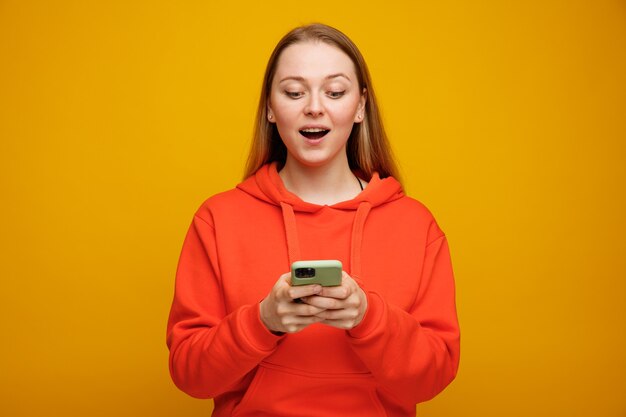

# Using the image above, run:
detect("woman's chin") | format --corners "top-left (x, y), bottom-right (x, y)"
top-left (287, 152), bottom-right (332, 168)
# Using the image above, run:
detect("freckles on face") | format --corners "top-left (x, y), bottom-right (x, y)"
top-left (268, 41), bottom-right (365, 167)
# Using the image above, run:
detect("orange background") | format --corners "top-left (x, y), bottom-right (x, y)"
top-left (1, 1), bottom-right (625, 416)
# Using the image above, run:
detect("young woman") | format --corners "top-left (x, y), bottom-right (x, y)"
top-left (167, 23), bottom-right (460, 417)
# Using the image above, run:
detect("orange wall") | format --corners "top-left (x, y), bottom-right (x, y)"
top-left (1, 1), bottom-right (624, 416)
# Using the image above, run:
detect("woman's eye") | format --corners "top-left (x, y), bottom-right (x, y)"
top-left (285, 91), bottom-right (304, 99)
top-left (328, 91), bottom-right (346, 99)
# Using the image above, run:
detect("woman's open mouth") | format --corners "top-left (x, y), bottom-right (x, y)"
top-left (299, 128), bottom-right (330, 140)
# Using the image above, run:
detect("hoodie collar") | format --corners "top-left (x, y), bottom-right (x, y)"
top-left (237, 162), bottom-right (404, 212)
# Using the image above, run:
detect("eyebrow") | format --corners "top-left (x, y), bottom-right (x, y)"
top-left (278, 73), bottom-right (351, 83)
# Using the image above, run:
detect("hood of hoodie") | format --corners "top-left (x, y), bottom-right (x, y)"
top-left (236, 163), bottom-right (405, 280)
top-left (237, 162), bottom-right (404, 212)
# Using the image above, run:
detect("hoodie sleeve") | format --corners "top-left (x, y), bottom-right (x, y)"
top-left (166, 213), bottom-right (283, 399)
top-left (347, 221), bottom-right (460, 404)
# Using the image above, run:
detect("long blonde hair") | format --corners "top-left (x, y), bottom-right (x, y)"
top-left (244, 23), bottom-right (400, 182)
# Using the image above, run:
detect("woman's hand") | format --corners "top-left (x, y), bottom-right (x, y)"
top-left (260, 273), bottom-right (327, 334)
top-left (301, 271), bottom-right (368, 330)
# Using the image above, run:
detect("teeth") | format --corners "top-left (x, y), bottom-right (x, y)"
top-left (301, 128), bottom-right (327, 132)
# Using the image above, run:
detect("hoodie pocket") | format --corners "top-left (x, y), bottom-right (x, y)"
top-left (233, 362), bottom-right (387, 417)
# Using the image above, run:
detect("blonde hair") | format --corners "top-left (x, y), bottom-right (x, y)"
top-left (244, 23), bottom-right (400, 182)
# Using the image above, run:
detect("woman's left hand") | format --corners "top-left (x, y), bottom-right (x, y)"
top-left (300, 271), bottom-right (368, 330)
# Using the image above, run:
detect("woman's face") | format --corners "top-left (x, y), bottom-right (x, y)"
top-left (268, 41), bottom-right (366, 170)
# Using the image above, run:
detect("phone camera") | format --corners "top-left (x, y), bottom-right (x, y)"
top-left (295, 268), bottom-right (316, 278)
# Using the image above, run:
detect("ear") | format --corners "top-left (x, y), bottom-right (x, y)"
top-left (354, 88), bottom-right (368, 123)
top-left (267, 100), bottom-right (275, 123)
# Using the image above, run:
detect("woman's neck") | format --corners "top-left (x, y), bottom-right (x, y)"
top-left (279, 157), bottom-right (363, 206)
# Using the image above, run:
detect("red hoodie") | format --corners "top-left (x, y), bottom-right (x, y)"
top-left (167, 163), bottom-right (460, 417)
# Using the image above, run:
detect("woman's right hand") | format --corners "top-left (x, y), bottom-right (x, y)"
top-left (260, 272), bottom-right (326, 334)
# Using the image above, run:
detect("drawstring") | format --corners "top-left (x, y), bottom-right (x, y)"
top-left (280, 202), bottom-right (301, 265)
top-left (350, 202), bottom-right (371, 283)
top-left (279, 201), bottom-right (372, 284)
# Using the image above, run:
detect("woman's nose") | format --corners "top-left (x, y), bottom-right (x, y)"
top-left (304, 94), bottom-right (324, 117)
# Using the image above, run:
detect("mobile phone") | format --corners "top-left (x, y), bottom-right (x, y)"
top-left (291, 260), bottom-right (342, 287)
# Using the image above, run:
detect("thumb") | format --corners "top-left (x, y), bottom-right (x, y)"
top-left (279, 272), bottom-right (292, 286)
